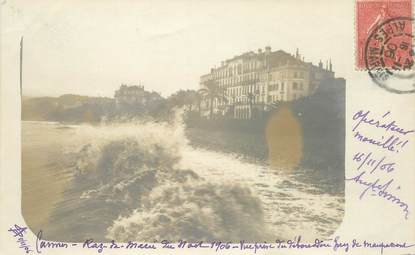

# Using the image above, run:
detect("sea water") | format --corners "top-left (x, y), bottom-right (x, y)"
top-left (22, 119), bottom-right (344, 242)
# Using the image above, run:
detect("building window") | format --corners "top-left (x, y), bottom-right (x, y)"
top-left (281, 82), bottom-right (285, 91)
top-left (293, 82), bottom-right (298, 90)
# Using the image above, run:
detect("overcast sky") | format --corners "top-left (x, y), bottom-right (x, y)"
top-left (2, 0), bottom-right (353, 98)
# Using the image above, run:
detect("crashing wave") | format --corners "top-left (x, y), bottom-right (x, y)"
top-left (65, 113), bottom-right (271, 242)
top-left (107, 181), bottom-right (269, 242)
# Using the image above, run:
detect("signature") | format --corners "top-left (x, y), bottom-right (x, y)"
top-left (346, 171), bottom-right (410, 219)
top-left (8, 224), bottom-right (33, 253)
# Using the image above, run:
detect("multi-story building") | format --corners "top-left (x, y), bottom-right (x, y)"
top-left (199, 46), bottom-right (335, 119)
top-left (114, 84), bottom-right (162, 109)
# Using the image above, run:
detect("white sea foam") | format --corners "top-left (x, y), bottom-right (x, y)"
top-left (23, 114), bottom-right (343, 242)
top-left (57, 112), bottom-right (274, 241)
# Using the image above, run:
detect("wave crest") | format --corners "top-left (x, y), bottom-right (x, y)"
top-left (67, 118), bottom-right (270, 242)
top-left (107, 182), bottom-right (269, 242)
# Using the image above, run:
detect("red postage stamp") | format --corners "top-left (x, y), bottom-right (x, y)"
top-left (356, 0), bottom-right (413, 69)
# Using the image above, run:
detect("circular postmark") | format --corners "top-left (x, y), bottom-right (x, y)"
top-left (365, 16), bottom-right (415, 94)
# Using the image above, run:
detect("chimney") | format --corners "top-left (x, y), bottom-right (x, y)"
top-left (318, 60), bottom-right (323, 69)
top-left (265, 46), bottom-right (271, 54)
top-left (329, 59), bottom-right (333, 72)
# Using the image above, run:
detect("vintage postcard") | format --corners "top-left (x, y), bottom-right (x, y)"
top-left (0, 0), bottom-right (414, 254)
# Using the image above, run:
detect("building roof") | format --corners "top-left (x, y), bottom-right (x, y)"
top-left (118, 84), bottom-right (145, 91)
top-left (200, 47), bottom-right (334, 79)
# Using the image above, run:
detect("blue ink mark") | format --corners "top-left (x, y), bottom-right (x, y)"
top-left (346, 171), bottom-right (410, 219)
top-left (275, 240), bottom-right (287, 249)
top-left (82, 239), bottom-right (107, 253)
top-left (363, 240), bottom-right (415, 254)
top-left (36, 230), bottom-right (68, 253)
top-left (352, 110), bottom-right (414, 135)
top-left (239, 240), bottom-right (275, 253)
top-left (210, 241), bottom-right (231, 252)
top-left (333, 236), bottom-right (350, 252)
top-left (177, 240), bottom-right (210, 249)
top-left (109, 240), bottom-right (122, 249)
top-left (352, 239), bottom-right (361, 248)
top-left (125, 241), bottom-right (156, 249)
top-left (8, 224), bottom-right (28, 237)
top-left (285, 236), bottom-right (331, 249)
top-left (8, 224), bottom-right (33, 253)
top-left (352, 151), bottom-right (395, 173)
top-left (353, 132), bottom-right (407, 153)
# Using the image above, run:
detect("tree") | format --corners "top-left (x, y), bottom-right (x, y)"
top-left (198, 80), bottom-right (228, 119)
top-left (185, 90), bottom-right (202, 112)
top-left (168, 89), bottom-right (200, 112)
top-left (247, 92), bottom-right (254, 120)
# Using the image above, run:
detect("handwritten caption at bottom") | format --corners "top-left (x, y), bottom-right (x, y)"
top-left (7, 224), bottom-right (414, 254)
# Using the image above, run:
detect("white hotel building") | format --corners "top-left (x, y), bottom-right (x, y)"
top-left (199, 46), bottom-right (335, 119)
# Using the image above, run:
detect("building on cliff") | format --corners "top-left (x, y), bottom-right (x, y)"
top-left (199, 46), bottom-right (336, 119)
top-left (114, 84), bottom-right (162, 110)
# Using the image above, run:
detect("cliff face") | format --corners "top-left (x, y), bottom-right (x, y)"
top-left (186, 78), bottom-right (346, 186)
top-left (22, 93), bottom-right (171, 123)
top-left (22, 95), bottom-right (115, 123)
